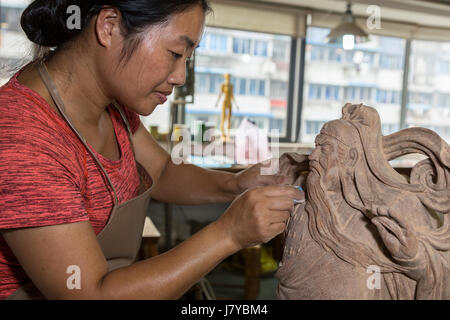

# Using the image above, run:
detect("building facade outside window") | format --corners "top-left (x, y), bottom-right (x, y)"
top-left (189, 27), bottom-right (292, 138)
top-left (0, 1), bottom-right (32, 85)
top-left (300, 27), bottom-right (405, 144)
top-left (407, 40), bottom-right (450, 142)
top-left (1, 3), bottom-right (449, 145)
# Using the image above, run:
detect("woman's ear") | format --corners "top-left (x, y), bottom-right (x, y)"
top-left (95, 6), bottom-right (122, 48)
top-left (348, 148), bottom-right (358, 168)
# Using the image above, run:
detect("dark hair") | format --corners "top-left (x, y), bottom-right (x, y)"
top-left (21, 0), bottom-right (211, 61)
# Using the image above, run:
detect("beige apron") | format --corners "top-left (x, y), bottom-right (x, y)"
top-left (6, 61), bottom-right (153, 300)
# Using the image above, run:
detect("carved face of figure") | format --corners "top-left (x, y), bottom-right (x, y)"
top-left (308, 133), bottom-right (342, 193)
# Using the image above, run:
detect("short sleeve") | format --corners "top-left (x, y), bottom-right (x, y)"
top-left (0, 136), bottom-right (89, 230)
top-left (122, 106), bottom-right (141, 135)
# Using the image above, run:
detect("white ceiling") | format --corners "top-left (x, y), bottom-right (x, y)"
top-left (250, 0), bottom-right (450, 29)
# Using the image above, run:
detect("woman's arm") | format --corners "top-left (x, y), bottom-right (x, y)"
top-left (2, 219), bottom-right (236, 300)
top-left (149, 161), bottom-right (239, 204)
top-left (2, 185), bottom-right (301, 299)
top-left (132, 122), bottom-right (285, 205)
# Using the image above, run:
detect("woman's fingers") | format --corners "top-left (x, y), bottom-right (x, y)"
top-left (257, 174), bottom-right (292, 186)
top-left (267, 210), bottom-right (291, 224)
top-left (262, 185), bottom-right (304, 201)
top-left (268, 222), bottom-right (287, 238)
top-left (222, 184), bottom-right (303, 249)
top-left (267, 197), bottom-right (295, 211)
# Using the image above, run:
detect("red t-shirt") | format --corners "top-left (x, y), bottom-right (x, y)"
top-left (0, 70), bottom-right (142, 299)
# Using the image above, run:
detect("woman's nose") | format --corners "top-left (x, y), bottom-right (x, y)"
top-left (168, 61), bottom-right (186, 87)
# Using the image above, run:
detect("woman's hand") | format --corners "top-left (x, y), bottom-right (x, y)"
top-left (217, 185), bottom-right (305, 250)
top-left (235, 161), bottom-right (289, 194)
top-left (235, 153), bottom-right (309, 194)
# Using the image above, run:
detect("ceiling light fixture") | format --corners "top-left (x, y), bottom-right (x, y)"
top-left (326, 2), bottom-right (369, 50)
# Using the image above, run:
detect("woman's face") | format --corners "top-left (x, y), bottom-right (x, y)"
top-left (100, 5), bottom-right (206, 116)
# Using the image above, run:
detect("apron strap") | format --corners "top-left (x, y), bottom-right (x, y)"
top-left (111, 100), bottom-right (138, 159)
top-left (37, 61), bottom-right (119, 206)
top-left (112, 101), bottom-right (133, 139)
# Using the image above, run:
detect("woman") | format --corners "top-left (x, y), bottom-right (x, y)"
top-left (0, 0), bottom-right (304, 299)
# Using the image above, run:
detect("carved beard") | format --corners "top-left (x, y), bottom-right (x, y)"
top-left (306, 163), bottom-right (350, 260)
top-left (305, 162), bottom-right (404, 272)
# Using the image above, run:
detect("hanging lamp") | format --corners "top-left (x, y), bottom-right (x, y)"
top-left (326, 2), bottom-right (369, 50)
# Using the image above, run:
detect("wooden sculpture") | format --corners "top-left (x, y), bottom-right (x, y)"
top-left (276, 103), bottom-right (450, 299)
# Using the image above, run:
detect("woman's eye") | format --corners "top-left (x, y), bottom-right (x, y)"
top-left (170, 51), bottom-right (183, 59)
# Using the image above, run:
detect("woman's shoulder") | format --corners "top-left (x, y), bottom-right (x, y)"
top-left (1, 70), bottom-right (54, 120)
top-left (0, 73), bottom-right (86, 160)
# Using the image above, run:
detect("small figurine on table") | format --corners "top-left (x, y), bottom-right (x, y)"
top-left (215, 73), bottom-right (239, 141)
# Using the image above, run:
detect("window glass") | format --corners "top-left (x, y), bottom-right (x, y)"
top-left (1, 6), bottom-right (22, 32)
top-left (0, 2), bottom-right (32, 85)
top-left (189, 27), bottom-right (292, 137)
top-left (300, 26), bottom-right (405, 144)
top-left (407, 40), bottom-right (450, 143)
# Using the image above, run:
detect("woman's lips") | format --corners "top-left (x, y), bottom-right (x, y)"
top-left (154, 92), bottom-right (168, 104)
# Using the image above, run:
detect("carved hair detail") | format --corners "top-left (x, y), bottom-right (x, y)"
top-left (342, 104), bottom-right (450, 251)
top-left (308, 103), bottom-right (450, 270)
top-left (277, 104), bottom-right (450, 299)
top-left (341, 103), bottom-right (420, 192)
top-left (341, 103), bottom-right (449, 212)
top-left (383, 127), bottom-right (450, 214)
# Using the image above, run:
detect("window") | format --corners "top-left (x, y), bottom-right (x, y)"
top-left (379, 54), bottom-right (403, 70)
top-left (272, 40), bottom-right (289, 62)
top-left (382, 123), bottom-right (400, 135)
top-left (258, 80), bottom-right (266, 96)
top-left (210, 34), bottom-right (227, 52)
top-left (270, 80), bottom-right (288, 98)
top-left (376, 89), bottom-right (401, 104)
top-left (391, 91), bottom-right (401, 104)
top-left (195, 73), bottom-right (209, 94)
top-left (0, 6), bottom-right (22, 32)
top-left (407, 40), bottom-right (450, 143)
top-left (308, 84), bottom-right (321, 100)
top-left (408, 91), bottom-right (432, 106)
top-left (325, 85), bottom-right (340, 101)
top-left (438, 93), bottom-right (450, 107)
top-left (188, 27), bottom-right (292, 138)
top-left (198, 32), bottom-right (228, 53)
top-left (328, 48), bottom-right (343, 63)
top-left (233, 38), bottom-right (251, 55)
top-left (301, 27), bottom-right (406, 141)
top-left (238, 78), bottom-right (247, 95)
top-left (0, 2), bottom-right (32, 86)
top-left (249, 79), bottom-right (257, 96)
top-left (306, 121), bottom-right (326, 135)
top-left (438, 60), bottom-right (450, 75)
top-left (253, 40), bottom-right (268, 57)
top-left (310, 46), bottom-right (326, 61)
